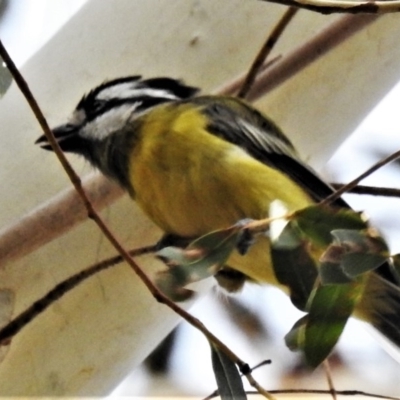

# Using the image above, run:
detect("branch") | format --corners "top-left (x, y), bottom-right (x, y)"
top-left (217, 14), bottom-right (378, 100)
top-left (331, 184), bottom-right (400, 198)
top-left (321, 150), bottom-right (400, 206)
top-left (0, 173), bottom-right (123, 268)
top-left (258, 0), bottom-right (400, 14)
top-left (0, 245), bottom-right (156, 344)
top-left (267, 389), bottom-right (400, 400)
top-left (206, 389), bottom-right (400, 400)
top-left (237, 6), bottom-right (298, 99)
top-left (0, 40), bottom-right (271, 398)
top-left (323, 360), bottom-right (337, 400)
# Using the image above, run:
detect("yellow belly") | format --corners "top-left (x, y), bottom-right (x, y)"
top-left (129, 106), bottom-right (313, 285)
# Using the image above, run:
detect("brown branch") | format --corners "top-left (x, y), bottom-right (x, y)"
top-left (237, 7), bottom-right (298, 99)
top-left (323, 360), bottom-right (337, 400)
top-left (321, 150), bottom-right (400, 206)
top-left (204, 388), bottom-right (400, 400)
top-left (0, 245), bottom-right (156, 344)
top-left (0, 173), bottom-right (123, 268)
top-left (331, 184), bottom-right (400, 198)
top-left (0, 40), bottom-right (270, 398)
top-left (217, 14), bottom-right (378, 100)
top-left (258, 0), bottom-right (400, 14)
top-left (267, 389), bottom-right (400, 400)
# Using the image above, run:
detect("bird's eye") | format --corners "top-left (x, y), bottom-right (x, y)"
top-left (62, 123), bottom-right (78, 132)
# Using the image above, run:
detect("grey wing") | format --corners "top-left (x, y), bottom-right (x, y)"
top-left (195, 96), bottom-right (348, 208)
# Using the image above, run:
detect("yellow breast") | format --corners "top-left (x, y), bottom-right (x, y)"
top-left (128, 104), bottom-right (313, 284)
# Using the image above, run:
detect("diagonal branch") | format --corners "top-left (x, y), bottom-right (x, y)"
top-left (217, 14), bottom-right (378, 100)
top-left (237, 6), bottom-right (298, 99)
top-left (331, 183), bottom-right (400, 198)
top-left (0, 245), bottom-right (156, 344)
top-left (258, 0), bottom-right (400, 14)
top-left (321, 149), bottom-right (400, 206)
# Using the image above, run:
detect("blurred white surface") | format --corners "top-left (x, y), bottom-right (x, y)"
top-left (0, 0), bottom-right (87, 66)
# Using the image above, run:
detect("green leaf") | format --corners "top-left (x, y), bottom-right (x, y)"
top-left (271, 222), bottom-right (318, 310)
top-left (284, 315), bottom-right (307, 352)
top-left (294, 206), bottom-right (368, 248)
top-left (319, 243), bottom-right (358, 285)
top-left (319, 230), bottom-right (389, 284)
top-left (278, 205), bottom-right (391, 367)
top-left (155, 269), bottom-right (195, 302)
top-left (320, 261), bottom-right (353, 285)
top-left (341, 252), bottom-right (388, 277)
top-left (285, 278), bottom-right (365, 368)
top-left (303, 281), bottom-right (364, 367)
top-left (156, 225), bottom-right (242, 301)
top-left (210, 344), bottom-right (247, 400)
top-left (331, 229), bottom-right (389, 278)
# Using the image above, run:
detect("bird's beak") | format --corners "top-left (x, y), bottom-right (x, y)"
top-left (35, 124), bottom-right (81, 152)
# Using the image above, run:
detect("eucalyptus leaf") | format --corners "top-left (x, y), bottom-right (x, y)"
top-left (341, 253), bottom-right (387, 278)
top-left (156, 225), bottom-right (242, 300)
top-left (271, 222), bottom-right (318, 310)
top-left (331, 229), bottom-right (389, 277)
top-left (320, 261), bottom-right (353, 285)
top-left (303, 281), bottom-right (364, 367)
top-left (155, 269), bottom-right (195, 302)
top-left (210, 344), bottom-right (247, 400)
top-left (294, 206), bottom-right (367, 248)
top-left (284, 315), bottom-right (307, 351)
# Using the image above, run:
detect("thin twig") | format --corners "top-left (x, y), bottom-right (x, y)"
top-left (238, 7), bottom-right (298, 99)
top-left (204, 388), bottom-right (400, 400)
top-left (0, 40), bottom-right (270, 398)
top-left (0, 245), bottom-right (156, 345)
top-left (323, 360), bottom-right (337, 400)
top-left (217, 14), bottom-right (378, 100)
top-left (331, 183), bottom-right (400, 198)
top-left (321, 150), bottom-right (400, 206)
top-left (266, 389), bottom-right (400, 400)
top-left (259, 0), bottom-right (400, 14)
top-left (250, 359), bottom-right (273, 372)
top-left (204, 389), bottom-right (400, 400)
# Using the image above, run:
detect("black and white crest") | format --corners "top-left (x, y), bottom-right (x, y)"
top-left (76, 76), bottom-right (200, 124)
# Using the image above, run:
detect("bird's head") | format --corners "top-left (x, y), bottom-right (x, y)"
top-left (35, 76), bottom-right (200, 158)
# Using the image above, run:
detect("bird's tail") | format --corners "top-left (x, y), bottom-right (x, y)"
top-left (356, 271), bottom-right (400, 356)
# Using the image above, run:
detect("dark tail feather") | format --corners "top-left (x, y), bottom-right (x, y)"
top-left (357, 271), bottom-right (400, 356)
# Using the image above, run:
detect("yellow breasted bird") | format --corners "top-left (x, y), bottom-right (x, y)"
top-left (36, 76), bottom-right (400, 355)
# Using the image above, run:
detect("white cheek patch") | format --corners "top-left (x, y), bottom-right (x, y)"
top-left (80, 103), bottom-right (140, 140)
top-left (97, 83), bottom-right (178, 102)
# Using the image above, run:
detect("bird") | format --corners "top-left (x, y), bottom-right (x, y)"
top-left (36, 75), bottom-right (400, 356)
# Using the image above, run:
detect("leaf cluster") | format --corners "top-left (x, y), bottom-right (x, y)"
top-left (158, 204), bottom-right (394, 369)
